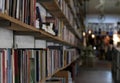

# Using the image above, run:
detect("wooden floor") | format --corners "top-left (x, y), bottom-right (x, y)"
top-left (75, 60), bottom-right (114, 83)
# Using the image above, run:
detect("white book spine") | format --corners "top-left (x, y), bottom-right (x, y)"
top-left (16, 0), bottom-right (20, 19)
top-left (0, 0), bottom-right (2, 12)
top-left (5, 50), bottom-right (7, 83)
top-left (2, 0), bottom-right (5, 13)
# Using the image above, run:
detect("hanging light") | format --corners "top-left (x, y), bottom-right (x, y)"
top-left (91, 34), bottom-right (95, 38)
top-left (83, 32), bottom-right (86, 36)
top-left (88, 30), bottom-right (92, 34)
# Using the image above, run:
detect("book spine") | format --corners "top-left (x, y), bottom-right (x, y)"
top-left (36, 50), bottom-right (39, 82)
top-left (7, 49), bottom-right (12, 83)
top-left (0, 52), bottom-right (2, 83)
top-left (16, 0), bottom-right (20, 19)
top-left (0, 0), bottom-right (2, 12)
top-left (12, 0), bottom-right (17, 18)
top-left (27, 50), bottom-right (30, 83)
top-left (9, 0), bottom-right (13, 16)
top-left (2, 0), bottom-right (5, 13)
top-left (12, 49), bottom-right (15, 83)
top-left (4, 50), bottom-right (8, 83)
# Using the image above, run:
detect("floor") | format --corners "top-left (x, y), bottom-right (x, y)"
top-left (75, 60), bottom-right (114, 83)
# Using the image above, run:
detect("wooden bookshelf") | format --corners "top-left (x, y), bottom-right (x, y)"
top-left (0, 13), bottom-right (78, 48)
top-left (40, 56), bottom-right (79, 83)
top-left (0, 0), bottom-right (82, 82)
top-left (38, 0), bottom-right (81, 39)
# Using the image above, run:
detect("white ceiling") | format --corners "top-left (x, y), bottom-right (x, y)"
top-left (86, 0), bottom-right (120, 14)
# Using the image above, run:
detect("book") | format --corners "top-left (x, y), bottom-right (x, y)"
top-left (30, 0), bottom-right (34, 26)
top-left (0, 0), bottom-right (3, 12)
top-left (9, 0), bottom-right (13, 16)
top-left (39, 50), bottom-right (42, 80)
top-left (27, 50), bottom-right (31, 83)
top-left (0, 51), bottom-right (2, 83)
top-left (30, 50), bottom-right (35, 83)
top-left (16, 0), bottom-right (20, 19)
top-left (7, 49), bottom-right (12, 83)
top-left (42, 50), bottom-right (47, 79)
top-left (35, 50), bottom-right (40, 82)
top-left (36, 6), bottom-right (42, 28)
top-left (0, 0), bottom-right (4, 12)
top-left (14, 50), bottom-right (19, 83)
top-left (12, 0), bottom-right (17, 18)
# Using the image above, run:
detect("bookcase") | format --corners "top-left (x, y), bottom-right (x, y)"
top-left (0, 0), bottom-right (83, 83)
top-left (112, 48), bottom-right (120, 83)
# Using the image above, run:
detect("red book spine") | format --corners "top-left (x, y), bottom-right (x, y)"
top-left (14, 50), bottom-right (19, 82)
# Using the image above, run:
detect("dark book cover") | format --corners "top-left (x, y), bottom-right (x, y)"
top-left (35, 50), bottom-right (39, 82)
top-left (9, 0), bottom-right (13, 16)
top-left (24, 0), bottom-right (27, 23)
top-left (14, 50), bottom-right (19, 83)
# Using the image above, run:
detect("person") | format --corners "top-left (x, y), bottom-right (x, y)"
top-left (103, 34), bottom-right (110, 60)
top-left (107, 37), bottom-right (113, 61)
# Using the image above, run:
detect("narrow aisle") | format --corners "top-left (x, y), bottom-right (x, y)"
top-left (75, 60), bottom-right (114, 83)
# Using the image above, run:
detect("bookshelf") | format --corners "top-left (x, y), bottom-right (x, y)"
top-left (0, 0), bottom-right (82, 83)
top-left (112, 48), bottom-right (120, 83)
top-left (40, 56), bottom-right (79, 83)
top-left (0, 13), bottom-right (78, 48)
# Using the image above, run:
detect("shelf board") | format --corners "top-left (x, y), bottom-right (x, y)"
top-left (0, 13), bottom-right (38, 31)
top-left (0, 13), bottom-right (77, 48)
top-left (38, 0), bottom-right (81, 39)
top-left (40, 56), bottom-right (79, 83)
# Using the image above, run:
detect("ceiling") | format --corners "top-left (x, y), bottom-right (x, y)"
top-left (85, 0), bottom-right (120, 15)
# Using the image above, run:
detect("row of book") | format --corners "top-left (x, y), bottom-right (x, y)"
top-left (0, 0), bottom-right (36, 26)
top-left (62, 25), bottom-right (78, 45)
top-left (56, 0), bottom-right (74, 28)
top-left (47, 46), bottom-right (79, 77)
top-left (0, 49), bottom-right (46, 83)
top-left (0, 47), bottom-right (79, 83)
top-left (73, 0), bottom-right (83, 26)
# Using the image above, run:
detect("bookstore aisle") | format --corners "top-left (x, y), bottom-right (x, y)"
top-left (75, 60), bottom-right (114, 83)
